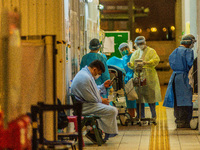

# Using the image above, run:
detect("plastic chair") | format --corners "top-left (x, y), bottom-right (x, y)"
top-left (67, 116), bottom-right (85, 147)
top-left (57, 99), bottom-right (84, 147)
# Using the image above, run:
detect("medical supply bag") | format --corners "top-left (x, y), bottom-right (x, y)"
top-left (125, 78), bottom-right (138, 100)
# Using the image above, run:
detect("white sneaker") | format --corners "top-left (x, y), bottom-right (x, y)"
top-left (142, 121), bottom-right (148, 125)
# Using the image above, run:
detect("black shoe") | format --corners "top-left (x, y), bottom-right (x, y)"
top-left (102, 139), bottom-right (107, 144)
top-left (183, 123), bottom-right (190, 128)
top-left (85, 131), bottom-right (97, 144)
top-left (177, 123), bottom-right (190, 128)
top-left (177, 123), bottom-right (184, 128)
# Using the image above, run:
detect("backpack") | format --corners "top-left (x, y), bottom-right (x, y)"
top-left (57, 98), bottom-right (69, 129)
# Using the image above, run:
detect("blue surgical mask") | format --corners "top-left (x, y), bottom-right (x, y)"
top-left (122, 50), bottom-right (129, 55)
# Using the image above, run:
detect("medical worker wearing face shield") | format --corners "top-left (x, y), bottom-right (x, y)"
top-left (80, 38), bottom-right (110, 98)
top-left (128, 36), bottom-right (162, 121)
top-left (163, 34), bottom-right (196, 128)
top-left (118, 43), bottom-right (137, 118)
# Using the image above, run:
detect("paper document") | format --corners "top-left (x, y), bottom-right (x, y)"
top-left (103, 37), bottom-right (115, 52)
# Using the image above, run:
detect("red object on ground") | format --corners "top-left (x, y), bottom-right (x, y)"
top-left (67, 116), bottom-right (85, 147)
top-left (0, 114), bottom-right (31, 150)
top-left (19, 115), bottom-right (32, 150)
top-left (0, 111), bottom-right (3, 129)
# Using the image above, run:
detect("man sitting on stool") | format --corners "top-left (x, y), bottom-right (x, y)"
top-left (71, 60), bottom-right (118, 143)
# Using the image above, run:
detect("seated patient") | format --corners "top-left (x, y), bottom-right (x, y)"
top-left (71, 60), bottom-right (118, 143)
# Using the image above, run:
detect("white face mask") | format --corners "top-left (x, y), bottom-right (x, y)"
top-left (138, 45), bottom-right (146, 50)
top-left (189, 43), bottom-right (194, 49)
top-left (94, 74), bottom-right (101, 80)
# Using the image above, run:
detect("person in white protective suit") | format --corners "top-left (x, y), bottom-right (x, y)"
top-left (128, 36), bottom-right (162, 122)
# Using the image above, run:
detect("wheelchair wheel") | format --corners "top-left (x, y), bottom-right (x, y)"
top-left (119, 115), bottom-right (125, 126)
top-left (125, 113), bottom-right (131, 119)
top-left (119, 113), bottom-right (130, 126)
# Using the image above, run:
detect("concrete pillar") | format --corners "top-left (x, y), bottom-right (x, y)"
top-left (184, 0), bottom-right (190, 29)
top-left (196, 0), bottom-right (200, 134)
top-left (190, 0), bottom-right (197, 58)
top-left (181, 0), bottom-right (185, 33)
top-left (44, 36), bottom-right (55, 141)
top-left (175, 0), bottom-right (182, 47)
top-left (128, 0), bottom-right (134, 41)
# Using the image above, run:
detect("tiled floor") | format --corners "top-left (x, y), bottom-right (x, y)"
top-left (167, 108), bottom-right (200, 150)
top-left (83, 124), bottom-right (152, 150)
top-left (82, 86), bottom-right (200, 150)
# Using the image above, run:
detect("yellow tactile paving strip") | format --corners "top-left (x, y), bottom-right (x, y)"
top-left (149, 102), bottom-right (170, 150)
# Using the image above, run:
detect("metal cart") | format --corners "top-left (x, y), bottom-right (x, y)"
top-left (108, 65), bottom-right (133, 126)
top-left (134, 59), bottom-right (157, 126)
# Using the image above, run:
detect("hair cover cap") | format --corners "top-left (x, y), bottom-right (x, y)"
top-left (134, 36), bottom-right (146, 44)
top-left (118, 43), bottom-right (129, 50)
top-left (180, 34), bottom-right (194, 45)
top-left (89, 38), bottom-right (101, 50)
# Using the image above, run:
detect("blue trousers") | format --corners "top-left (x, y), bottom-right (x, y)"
top-left (136, 103), bottom-right (156, 118)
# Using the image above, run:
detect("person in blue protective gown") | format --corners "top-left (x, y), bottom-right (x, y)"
top-left (128, 36), bottom-right (162, 122)
top-left (163, 34), bottom-right (196, 128)
top-left (118, 43), bottom-right (137, 118)
top-left (100, 52), bottom-right (107, 60)
top-left (80, 38), bottom-right (110, 98)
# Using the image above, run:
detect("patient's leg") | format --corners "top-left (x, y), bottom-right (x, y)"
top-left (82, 103), bottom-right (118, 135)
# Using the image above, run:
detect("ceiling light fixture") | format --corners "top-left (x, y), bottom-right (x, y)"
top-left (151, 27), bottom-right (157, 32)
top-left (85, 0), bottom-right (93, 3)
top-left (98, 4), bottom-right (104, 10)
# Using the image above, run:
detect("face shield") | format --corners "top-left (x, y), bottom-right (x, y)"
top-left (136, 43), bottom-right (146, 50)
top-left (181, 34), bottom-right (196, 49)
top-left (190, 37), bottom-right (197, 49)
top-left (134, 36), bottom-right (146, 50)
top-left (189, 43), bottom-right (194, 49)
